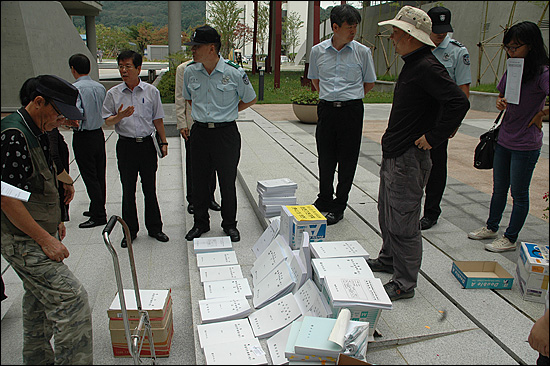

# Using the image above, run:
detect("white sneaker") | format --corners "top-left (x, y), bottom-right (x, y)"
top-left (485, 236), bottom-right (516, 252)
top-left (468, 227), bottom-right (498, 240)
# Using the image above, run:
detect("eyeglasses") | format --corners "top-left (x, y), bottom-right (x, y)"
top-left (118, 65), bottom-right (135, 70)
top-left (50, 100), bottom-right (64, 119)
top-left (503, 43), bottom-right (525, 52)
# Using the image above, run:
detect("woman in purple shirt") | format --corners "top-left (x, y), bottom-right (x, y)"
top-left (469, 21), bottom-right (549, 252)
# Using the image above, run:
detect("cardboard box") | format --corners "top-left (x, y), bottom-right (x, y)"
top-left (515, 257), bottom-right (549, 303)
top-left (451, 261), bottom-right (514, 289)
top-left (110, 307), bottom-right (174, 358)
top-left (107, 289), bottom-right (171, 320)
top-left (320, 284), bottom-right (381, 337)
top-left (337, 354), bottom-right (373, 365)
top-left (280, 205), bottom-right (326, 249)
top-left (109, 301), bottom-right (172, 330)
top-left (519, 242), bottom-right (549, 275)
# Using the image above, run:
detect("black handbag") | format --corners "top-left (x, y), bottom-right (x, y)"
top-left (473, 110), bottom-right (504, 170)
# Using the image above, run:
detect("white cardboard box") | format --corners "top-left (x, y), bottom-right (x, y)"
top-left (280, 205), bottom-right (326, 249)
top-left (515, 242), bottom-right (549, 303)
top-left (518, 242), bottom-right (549, 275)
top-left (515, 257), bottom-right (548, 303)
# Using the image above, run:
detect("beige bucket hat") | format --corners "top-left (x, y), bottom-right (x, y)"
top-left (378, 5), bottom-right (435, 47)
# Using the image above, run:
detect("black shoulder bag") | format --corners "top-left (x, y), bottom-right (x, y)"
top-left (473, 110), bottom-right (504, 170)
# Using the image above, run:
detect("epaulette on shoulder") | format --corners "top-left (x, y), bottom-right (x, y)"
top-left (225, 60), bottom-right (240, 69)
top-left (450, 39), bottom-right (465, 48)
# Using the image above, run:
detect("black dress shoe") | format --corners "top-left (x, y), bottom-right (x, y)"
top-left (121, 234), bottom-right (137, 248)
top-left (420, 217), bottom-right (438, 230)
top-left (187, 204), bottom-right (194, 214)
top-left (83, 211), bottom-right (92, 217)
top-left (149, 231), bottom-right (169, 242)
top-left (223, 227), bottom-right (240, 242)
top-left (325, 212), bottom-right (344, 225)
top-left (209, 200), bottom-right (221, 211)
top-left (185, 226), bottom-right (210, 241)
top-left (366, 258), bottom-right (394, 274)
top-left (78, 218), bottom-right (107, 229)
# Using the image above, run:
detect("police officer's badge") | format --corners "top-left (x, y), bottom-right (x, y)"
top-left (243, 74), bottom-right (250, 85)
top-left (443, 53), bottom-right (450, 61)
top-left (222, 75), bottom-right (230, 85)
top-left (463, 54), bottom-right (470, 65)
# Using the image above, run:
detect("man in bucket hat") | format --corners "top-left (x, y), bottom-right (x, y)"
top-left (1, 75), bottom-right (93, 364)
top-left (366, 6), bottom-right (470, 301)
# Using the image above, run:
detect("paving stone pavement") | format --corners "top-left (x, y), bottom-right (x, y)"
top-left (1, 102), bottom-right (548, 365)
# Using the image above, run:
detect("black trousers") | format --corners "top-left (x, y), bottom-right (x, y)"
top-left (314, 101), bottom-right (364, 214)
top-left (184, 136), bottom-right (216, 204)
top-left (116, 137), bottom-right (162, 236)
top-left (190, 123), bottom-right (240, 230)
top-left (73, 128), bottom-right (107, 221)
top-left (423, 139), bottom-right (449, 221)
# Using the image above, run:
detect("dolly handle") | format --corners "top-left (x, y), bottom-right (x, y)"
top-left (102, 215), bottom-right (119, 235)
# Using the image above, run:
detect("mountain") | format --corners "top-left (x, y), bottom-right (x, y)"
top-left (72, 1), bottom-right (206, 32)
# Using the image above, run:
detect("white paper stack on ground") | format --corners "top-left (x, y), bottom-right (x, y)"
top-left (198, 297), bottom-right (252, 323)
top-left (323, 277), bottom-right (392, 310)
top-left (196, 251), bottom-right (239, 268)
top-left (311, 240), bottom-right (369, 260)
top-left (197, 319), bottom-right (255, 349)
top-left (253, 260), bottom-right (297, 309)
top-left (199, 264), bottom-right (244, 282)
top-left (203, 278), bottom-right (252, 300)
top-left (294, 279), bottom-right (332, 318)
top-left (203, 337), bottom-right (268, 365)
top-left (266, 323), bottom-right (293, 365)
top-left (257, 178), bottom-right (298, 218)
top-left (248, 292), bottom-right (303, 338)
top-left (312, 257), bottom-right (375, 289)
top-left (252, 217), bottom-right (281, 258)
top-left (194, 236), bottom-right (233, 253)
top-left (251, 235), bottom-right (294, 286)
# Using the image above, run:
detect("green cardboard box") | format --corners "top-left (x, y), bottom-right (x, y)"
top-left (451, 261), bottom-right (514, 289)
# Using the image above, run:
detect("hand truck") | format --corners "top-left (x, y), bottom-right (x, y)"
top-left (103, 215), bottom-right (157, 365)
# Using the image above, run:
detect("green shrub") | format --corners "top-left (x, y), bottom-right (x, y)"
top-left (290, 88), bottom-right (319, 105)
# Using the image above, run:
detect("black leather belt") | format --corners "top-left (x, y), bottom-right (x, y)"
top-left (193, 121), bottom-right (236, 129)
top-left (319, 99), bottom-right (362, 108)
top-left (119, 135), bottom-right (152, 142)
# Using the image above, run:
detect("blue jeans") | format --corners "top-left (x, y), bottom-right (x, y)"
top-left (486, 143), bottom-right (540, 243)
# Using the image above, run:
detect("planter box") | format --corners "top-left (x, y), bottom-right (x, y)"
top-left (292, 103), bottom-right (318, 123)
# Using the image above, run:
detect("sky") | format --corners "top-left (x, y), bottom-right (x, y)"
top-left (320, 1), bottom-right (363, 9)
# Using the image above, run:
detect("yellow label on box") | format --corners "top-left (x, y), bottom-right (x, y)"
top-left (286, 205), bottom-right (325, 221)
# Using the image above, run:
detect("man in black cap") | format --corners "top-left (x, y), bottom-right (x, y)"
top-left (419, 6), bottom-right (472, 230)
top-left (182, 25), bottom-right (257, 242)
top-left (1, 75), bottom-right (93, 364)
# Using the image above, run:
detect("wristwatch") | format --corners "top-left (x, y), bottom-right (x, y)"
top-left (160, 142), bottom-right (168, 146)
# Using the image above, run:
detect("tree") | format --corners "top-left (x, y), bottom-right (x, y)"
top-left (207, 1), bottom-right (243, 58)
top-left (96, 24), bottom-right (131, 59)
top-left (283, 11), bottom-right (304, 61)
top-left (233, 22), bottom-right (254, 53)
top-left (127, 21), bottom-right (169, 55)
top-left (253, 1), bottom-right (270, 56)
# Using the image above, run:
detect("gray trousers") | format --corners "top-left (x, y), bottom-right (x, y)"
top-left (1, 236), bottom-right (93, 365)
top-left (377, 146), bottom-right (432, 292)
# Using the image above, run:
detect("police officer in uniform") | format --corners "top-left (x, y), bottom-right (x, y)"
top-left (182, 25), bottom-right (257, 242)
top-left (420, 6), bottom-right (472, 230)
top-left (1, 75), bottom-right (93, 364)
